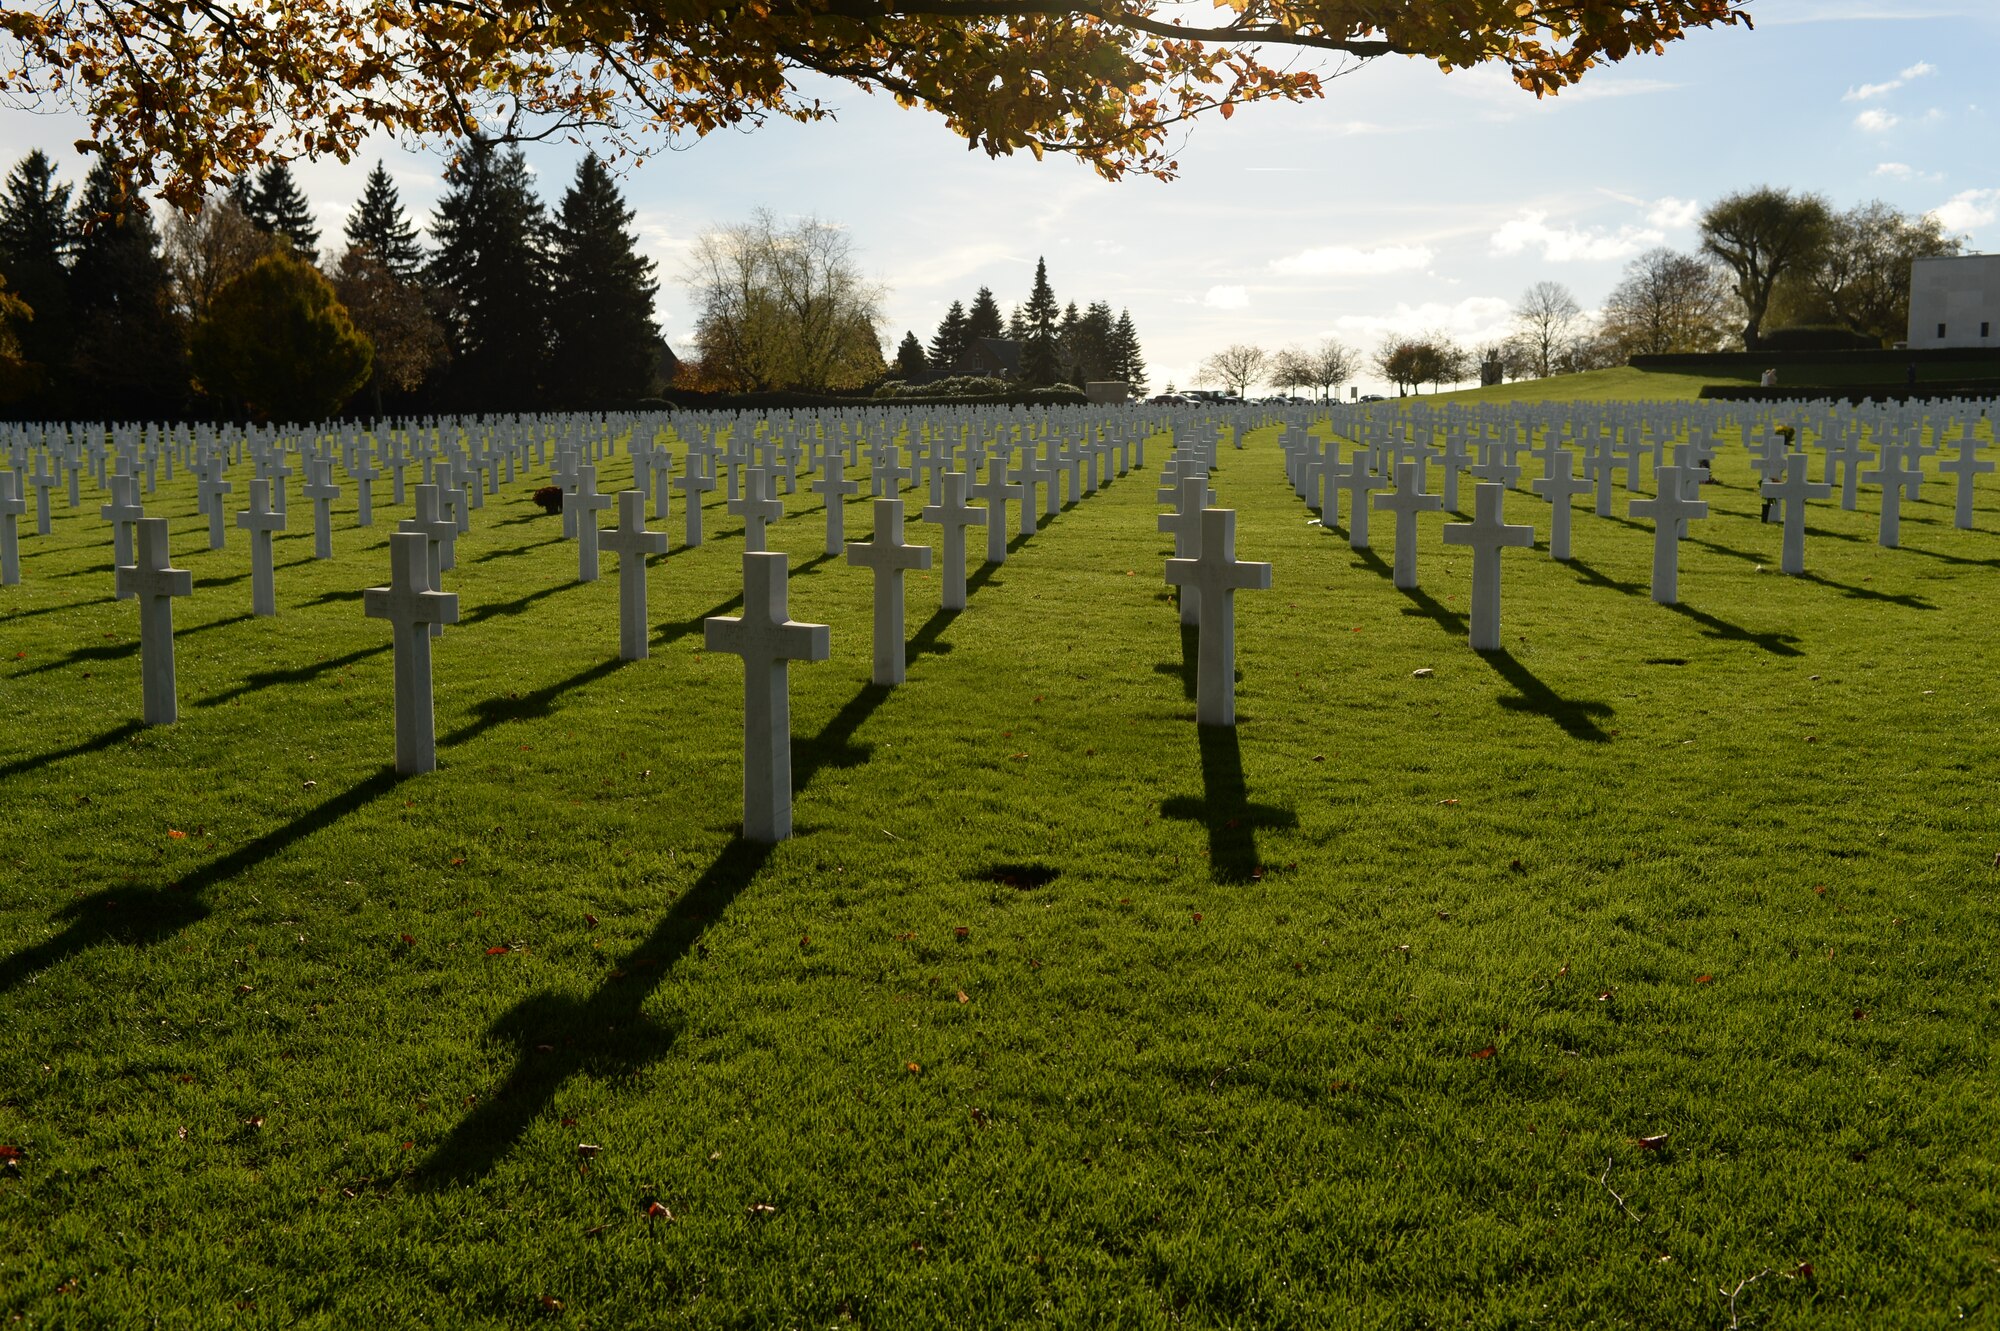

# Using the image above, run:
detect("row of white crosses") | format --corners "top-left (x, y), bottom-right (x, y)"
top-left (1155, 441), bottom-right (1274, 722)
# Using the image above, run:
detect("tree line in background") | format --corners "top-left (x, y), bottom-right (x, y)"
top-left (0, 142), bottom-right (663, 421)
top-left (1195, 185), bottom-right (1966, 398)
top-left (887, 259), bottom-right (1147, 392)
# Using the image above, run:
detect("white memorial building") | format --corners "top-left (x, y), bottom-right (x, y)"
top-left (1906, 254), bottom-right (2000, 349)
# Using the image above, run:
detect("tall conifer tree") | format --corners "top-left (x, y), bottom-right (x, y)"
top-left (548, 154), bottom-right (659, 409)
top-left (1020, 257), bottom-right (1061, 386)
top-left (0, 150), bottom-right (75, 399)
top-left (344, 162), bottom-right (425, 280)
top-left (894, 331), bottom-right (927, 379)
top-left (1111, 308), bottom-right (1147, 392)
top-left (244, 162), bottom-right (320, 254)
top-left (928, 300), bottom-right (969, 372)
top-left (965, 286), bottom-right (1003, 342)
top-left (69, 157), bottom-right (184, 417)
top-left (427, 138), bottom-right (551, 412)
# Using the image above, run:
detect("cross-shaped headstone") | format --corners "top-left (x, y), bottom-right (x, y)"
top-left (198, 463), bottom-right (233, 551)
top-left (811, 449), bottom-right (860, 556)
top-left (0, 470), bottom-right (24, 586)
top-left (921, 471), bottom-right (986, 611)
top-left (674, 455), bottom-right (716, 548)
top-left (1334, 453), bottom-right (1384, 549)
top-left (302, 457), bottom-right (341, 560)
top-left (602, 490), bottom-right (669, 660)
top-left (397, 484), bottom-right (456, 637)
top-left (1628, 465), bottom-right (1709, 605)
top-left (1164, 507), bottom-right (1273, 727)
top-left (972, 458), bottom-right (1021, 566)
top-left (1530, 448), bottom-right (1591, 563)
top-left (236, 477), bottom-right (287, 616)
top-left (1861, 443), bottom-right (1922, 548)
top-left (1374, 459), bottom-right (1444, 589)
top-left (114, 517), bottom-right (194, 725)
top-left (1442, 483), bottom-right (1534, 651)
top-left (728, 466), bottom-right (784, 553)
top-left (1821, 433), bottom-right (1865, 511)
top-left (28, 457), bottom-right (55, 536)
top-left (1010, 449), bottom-right (1043, 537)
top-left (705, 552), bottom-right (832, 843)
top-left (846, 497), bottom-right (933, 685)
top-left (571, 463), bottom-right (613, 582)
top-left (99, 473), bottom-right (145, 593)
top-left (364, 530), bottom-right (460, 774)
top-left (1159, 473), bottom-right (1213, 627)
top-left (350, 449), bottom-right (380, 527)
top-left (1761, 452), bottom-right (1833, 575)
top-left (1935, 435), bottom-right (1993, 531)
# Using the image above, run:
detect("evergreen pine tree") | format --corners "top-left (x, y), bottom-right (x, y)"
top-left (965, 286), bottom-right (1003, 341)
top-left (548, 154), bottom-right (659, 409)
top-left (343, 162), bottom-right (425, 281)
top-left (244, 162), bottom-right (320, 254)
top-left (894, 330), bottom-right (927, 379)
top-left (0, 150), bottom-right (76, 400)
top-left (1006, 304), bottom-right (1026, 340)
top-left (928, 300), bottom-right (968, 371)
top-left (426, 138), bottom-right (551, 412)
top-left (1111, 308), bottom-right (1147, 393)
top-left (1020, 257), bottom-right (1061, 386)
top-left (1055, 300), bottom-right (1082, 384)
top-left (69, 157), bottom-right (185, 417)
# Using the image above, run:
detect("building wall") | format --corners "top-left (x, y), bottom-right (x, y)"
top-left (1908, 254), bottom-right (2000, 349)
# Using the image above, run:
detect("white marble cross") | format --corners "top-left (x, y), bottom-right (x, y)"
top-left (1762, 452), bottom-right (1833, 576)
top-left (974, 458), bottom-right (1021, 565)
top-left (1629, 465), bottom-right (1708, 605)
top-left (302, 457), bottom-right (341, 560)
top-left (1375, 459), bottom-right (1443, 589)
top-left (364, 530), bottom-right (460, 774)
top-left (811, 449), bottom-right (860, 556)
top-left (236, 477), bottom-right (287, 616)
top-left (1164, 507), bottom-right (1272, 726)
top-left (1861, 443), bottom-right (1922, 548)
top-left (350, 449), bottom-right (380, 526)
top-left (572, 462), bottom-right (613, 582)
top-left (1442, 483), bottom-right (1533, 651)
top-left (674, 455), bottom-right (716, 548)
top-left (729, 466), bottom-right (784, 553)
top-left (1010, 450), bottom-right (1042, 537)
top-left (28, 458), bottom-right (54, 535)
top-left (705, 552), bottom-right (832, 843)
top-left (1334, 453), bottom-right (1384, 549)
top-left (1530, 449), bottom-right (1591, 563)
top-left (114, 518), bottom-right (194, 725)
top-left (846, 497), bottom-right (933, 685)
top-left (1159, 473), bottom-right (1212, 627)
top-left (397, 483), bottom-right (455, 637)
top-left (99, 474), bottom-right (144, 594)
top-left (198, 463), bottom-right (233, 551)
top-left (1936, 435), bottom-right (1993, 531)
top-left (0, 470), bottom-right (24, 586)
top-left (921, 471), bottom-right (986, 611)
top-left (1822, 433), bottom-right (1865, 511)
top-left (602, 490), bottom-right (669, 660)
top-left (650, 447), bottom-right (675, 525)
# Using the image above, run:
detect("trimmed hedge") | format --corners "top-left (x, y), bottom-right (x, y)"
top-left (1698, 383), bottom-right (2000, 405)
top-left (645, 387), bottom-right (1091, 411)
top-left (1756, 326), bottom-right (1881, 352)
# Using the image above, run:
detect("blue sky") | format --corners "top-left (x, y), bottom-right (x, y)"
top-left (1, 0), bottom-right (1995, 394)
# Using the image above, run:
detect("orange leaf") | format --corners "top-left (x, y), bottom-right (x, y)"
top-left (906, 1061), bottom-right (921, 1073)
top-left (953, 926), bottom-right (969, 940)
top-left (955, 990), bottom-right (969, 1004)
top-left (167, 829), bottom-right (187, 839)
top-left (1470, 1045), bottom-right (1496, 1059)
top-left (1219, 100), bottom-right (1234, 119)
top-left (1695, 974), bottom-right (1712, 984)
top-left (1634, 1133), bottom-right (1668, 1150)
top-left (486, 945), bottom-right (511, 956)
top-left (646, 1201), bottom-right (673, 1219)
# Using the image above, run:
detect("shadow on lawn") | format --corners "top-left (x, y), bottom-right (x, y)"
top-left (1477, 649), bottom-right (1614, 743)
top-left (1793, 570), bottom-right (1935, 610)
top-left (420, 683), bottom-right (889, 1186)
top-left (196, 643), bottom-right (392, 708)
top-left (1661, 601), bottom-right (1804, 657)
top-left (0, 764), bottom-right (403, 999)
top-left (1159, 723), bottom-right (1296, 884)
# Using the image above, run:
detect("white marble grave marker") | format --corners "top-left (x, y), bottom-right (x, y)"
top-left (674, 455), bottom-right (716, 548)
top-left (1530, 449), bottom-right (1590, 562)
top-left (921, 471), bottom-right (985, 611)
top-left (1375, 460), bottom-right (1443, 589)
top-left (1442, 483), bottom-right (1533, 652)
top-left (1164, 507), bottom-right (1272, 726)
top-left (811, 449), bottom-right (859, 556)
top-left (572, 463), bottom-right (613, 582)
top-left (1936, 435), bottom-right (1993, 531)
top-left (0, 470), bottom-right (23, 586)
top-left (974, 458), bottom-right (1021, 565)
top-left (846, 497), bottom-right (933, 685)
top-left (1761, 452), bottom-right (1833, 575)
top-left (235, 477), bottom-right (287, 616)
top-left (603, 490), bottom-right (669, 660)
top-left (1628, 465), bottom-right (1708, 605)
top-left (363, 530), bottom-right (459, 774)
top-left (114, 518), bottom-right (193, 725)
top-left (1861, 444), bottom-right (1921, 549)
top-left (704, 552), bottom-right (831, 843)
top-left (302, 458), bottom-right (341, 560)
top-left (729, 466), bottom-right (784, 553)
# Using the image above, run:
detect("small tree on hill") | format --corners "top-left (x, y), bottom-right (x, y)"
top-left (1199, 343), bottom-right (1267, 397)
top-left (192, 248), bottom-right (371, 420)
top-left (895, 330), bottom-right (928, 378)
top-left (1699, 186), bottom-right (1833, 350)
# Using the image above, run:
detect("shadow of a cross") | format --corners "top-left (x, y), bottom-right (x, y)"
top-left (1160, 724), bottom-right (1296, 884)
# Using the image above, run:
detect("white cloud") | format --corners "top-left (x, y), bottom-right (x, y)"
top-left (1901, 61), bottom-right (1937, 80)
top-left (1854, 109), bottom-right (1900, 132)
top-left (1331, 296), bottom-right (1516, 345)
top-left (1647, 196), bottom-right (1701, 229)
top-left (1203, 285), bottom-right (1249, 310)
top-left (1489, 210), bottom-right (1663, 263)
top-left (1844, 61), bottom-right (1936, 102)
top-left (1874, 162), bottom-right (1946, 183)
top-left (1930, 188), bottom-right (2000, 232)
top-left (1269, 244), bottom-right (1434, 277)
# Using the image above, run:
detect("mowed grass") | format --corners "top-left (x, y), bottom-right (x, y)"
top-left (1429, 366), bottom-right (1740, 404)
top-left (2, 412), bottom-right (1998, 1328)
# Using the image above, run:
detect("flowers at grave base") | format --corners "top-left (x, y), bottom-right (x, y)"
top-left (531, 485), bottom-right (564, 515)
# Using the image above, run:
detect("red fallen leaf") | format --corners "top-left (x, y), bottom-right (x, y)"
top-left (1695, 974), bottom-right (1713, 984)
top-left (1191, 912), bottom-right (1204, 923)
top-left (800, 934), bottom-right (811, 947)
top-left (244, 1115), bottom-right (264, 1129)
top-left (1794, 1262), bottom-right (1815, 1280)
top-left (399, 933), bottom-right (415, 945)
top-left (486, 945), bottom-right (512, 956)
top-left (1853, 1008), bottom-right (1868, 1021)
top-left (402, 1141), bottom-right (413, 1150)
top-left (953, 926), bottom-right (969, 940)
top-left (575, 1143), bottom-right (600, 1158)
top-left (906, 1061), bottom-right (921, 1073)
top-left (235, 984), bottom-right (254, 994)
top-left (1634, 1133), bottom-right (1668, 1150)
top-left (1813, 885), bottom-right (1826, 896)
top-left (167, 829), bottom-right (187, 839)
top-left (0, 1145), bottom-right (23, 1159)
top-left (1597, 990), bottom-right (1614, 1002)
top-left (1350, 626), bottom-right (1361, 633)
top-left (1439, 798), bottom-right (1459, 806)
top-left (450, 857), bottom-right (466, 867)
top-left (583, 914), bottom-right (598, 927)
top-left (645, 1201), bottom-right (673, 1219)
top-left (562, 1116), bottom-right (578, 1127)
top-left (539, 1295), bottom-right (564, 1311)
top-left (1470, 1045), bottom-right (1496, 1059)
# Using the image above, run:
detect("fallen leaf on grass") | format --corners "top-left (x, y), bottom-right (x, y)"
top-left (953, 926), bottom-right (969, 940)
top-left (486, 945), bottom-right (512, 956)
top-left (747, 1203), bottom-right (778, 1218)
top-left (1191, 912), bottom-right (1203, 924)
top-left (235, 984), bottom-right (254, 995)
top-left (1597, 990), bottom-right (1614, 1002)
top-left (645, 1201), bottom-right (673, 1219)
top-left (956, 991), bottom-right (969, 1004)
top-left (1853, 1008), bottom-right (1868, 1021)
top-left (167, 829), bottom-right (187, 840)
top-left (1470, 1045), bottom-right (1496, 1060)
top-left (575, 1143), bottom-right (600, 1159)
top-left (244, 1116), bottom-right (264, 1129)
top-left (906, 1062), bottom-right (921, 1074)
top-left (1633, 1134), bottom-right (1668, 1151)
top-left (450, 857), bottom-right (466, 868)
top-left (0, 1145), bottom-right (23, 1160)
top-left (1695, 974), bottom-right (1713, 984)
top-left (583, 914), bottom-right (597, 927)
top-left (538, 1295), bottom-right (563, 1311)
top-left (399, 933), bottom-right (415, 946)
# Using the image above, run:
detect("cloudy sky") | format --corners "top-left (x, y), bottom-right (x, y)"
top-left (1, 0), bottom-right (1994, 394)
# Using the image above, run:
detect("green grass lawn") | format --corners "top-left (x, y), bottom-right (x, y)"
top-left (1426, 366), bottom-right (1746, 404)
top-left (3, 415), bottom-right (1998, 1327)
